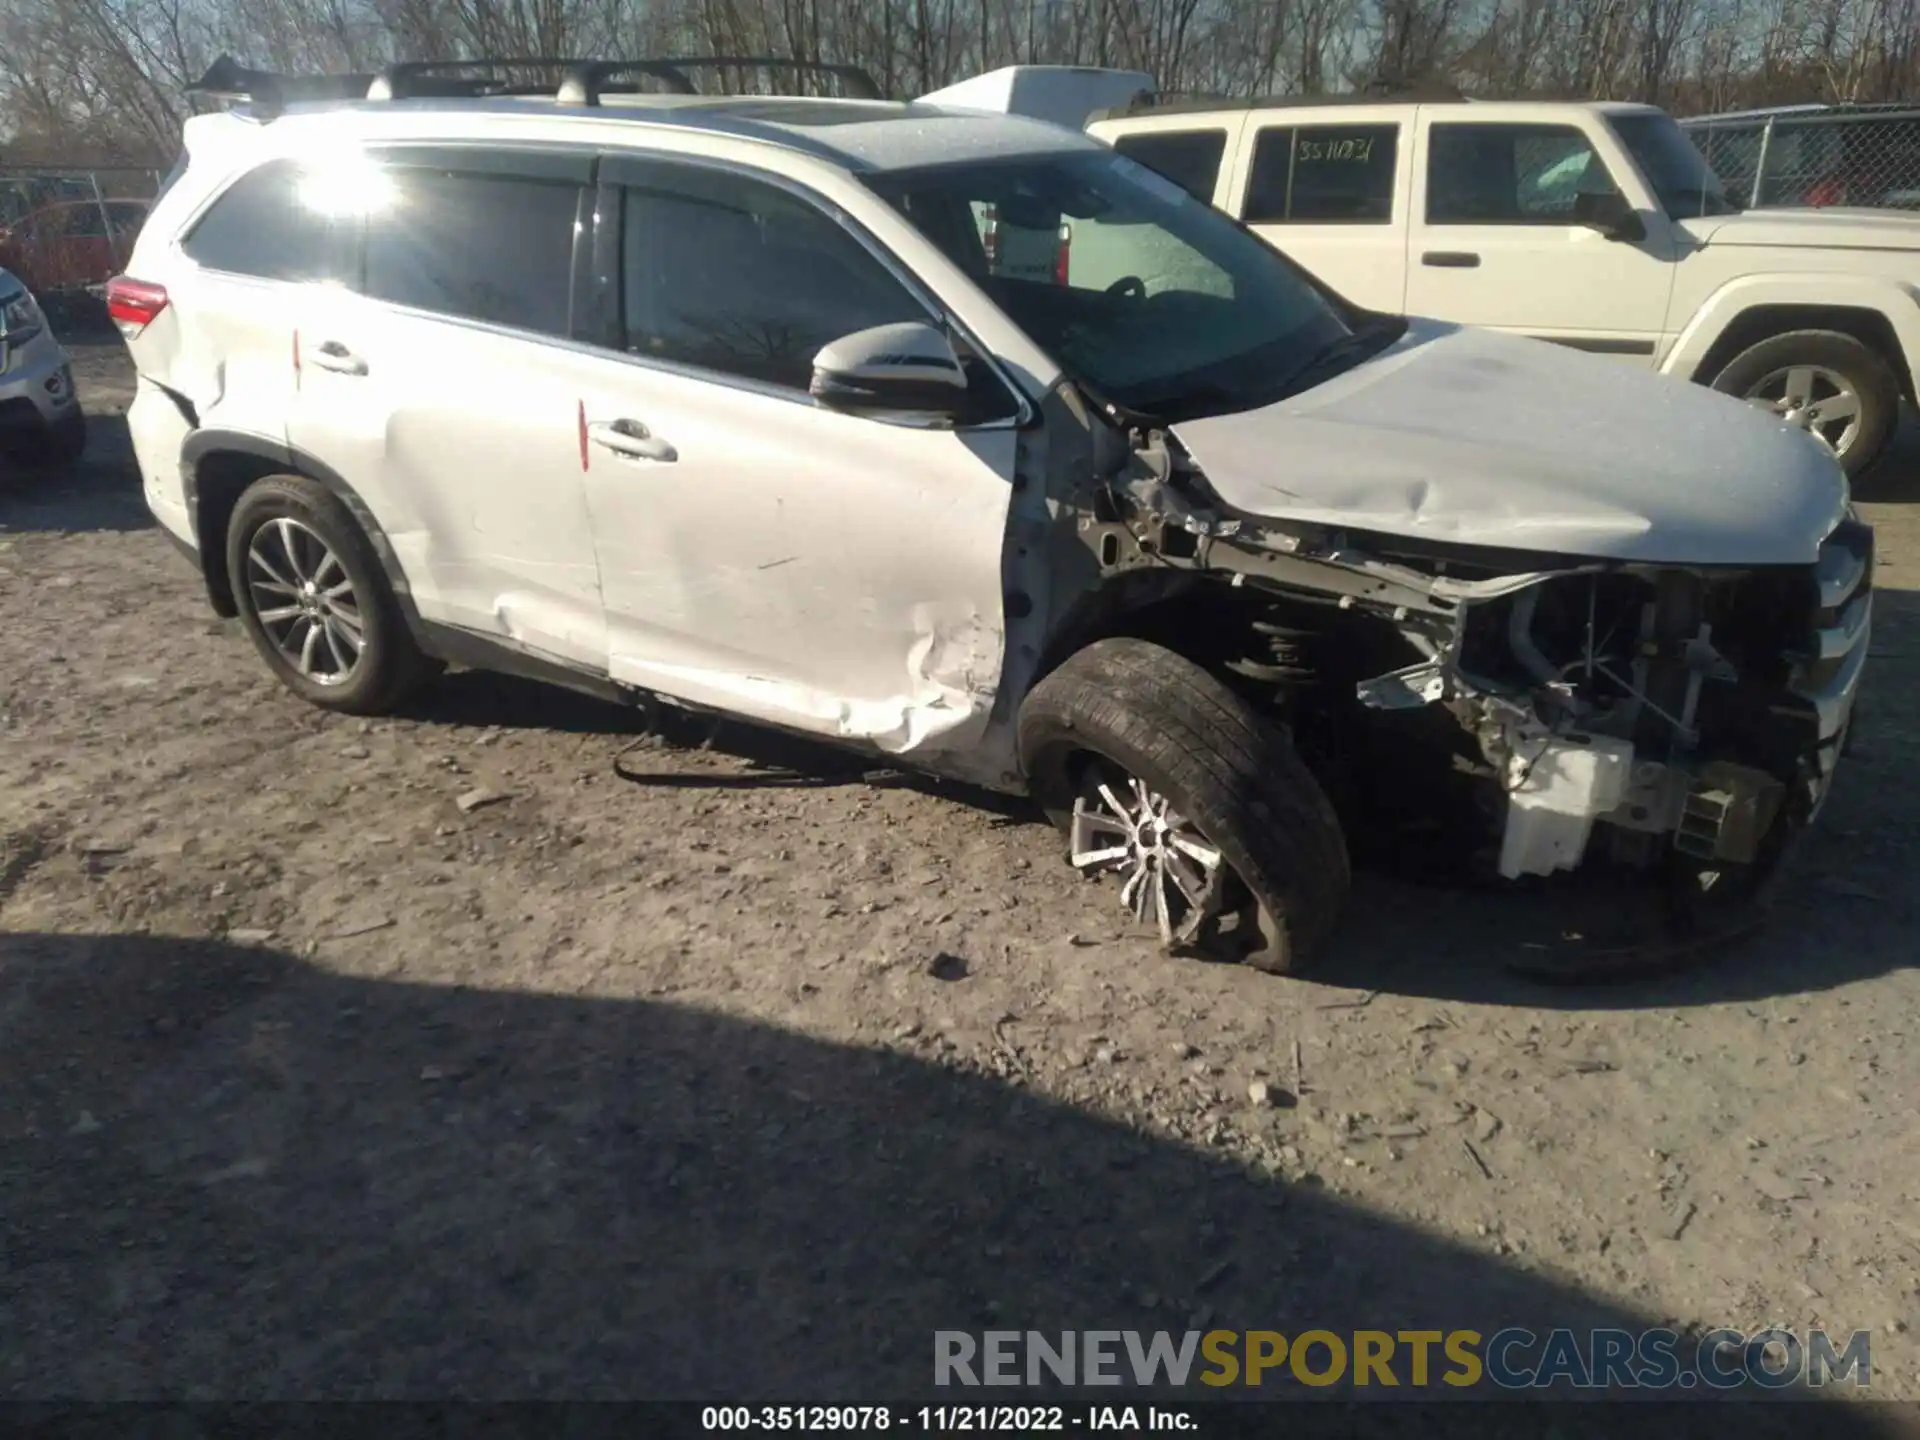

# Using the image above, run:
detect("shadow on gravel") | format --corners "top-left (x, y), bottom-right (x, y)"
top-left (405, 575), bottom-right (1912, 1012)
top-left (397, 667), bottom-right (656, 738)
top-left (0, 928), bottom-right (1902, 1430)
top-left (1852, 412), bottom-right (1920, 506)
top-left (0, 410), bottom-right (149, 535)
top-left (403, 669), bottom-right (1034, 816)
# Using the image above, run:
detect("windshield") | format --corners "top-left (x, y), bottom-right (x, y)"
top-left (864, 149), bottom-right (1357, 418)
top-left (1608, 112), bottom-right (1742, 218)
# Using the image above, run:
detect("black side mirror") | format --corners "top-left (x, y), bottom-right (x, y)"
top-left (1574, 189), bottom-right (1647, 242)
top-left (810, 321), bottom-right (971, 423)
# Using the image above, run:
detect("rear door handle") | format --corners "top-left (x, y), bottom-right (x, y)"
top-left (309, 340), bottom-right (368, 376)
top-left (1421, 251), bottom-right (1481, 268)
top-left (587, 418), bottom-right (677, 463)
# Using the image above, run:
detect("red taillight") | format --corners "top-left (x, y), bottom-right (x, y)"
top-left (106, 275), bottom-right (168, 337)
top-left (1055, 222), bottom-right (1072, 286)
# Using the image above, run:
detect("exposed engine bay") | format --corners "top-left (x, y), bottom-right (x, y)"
top-left (1072, 428), bottom-right (1873, 898)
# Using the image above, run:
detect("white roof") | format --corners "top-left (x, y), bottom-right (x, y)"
top-left (223, 92), bottom-right (1105, 173)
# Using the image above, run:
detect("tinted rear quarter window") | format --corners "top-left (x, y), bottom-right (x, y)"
top-left (1111, 130), bottom-right (1228, 202)
top-left (362, 168), bottom-right (579, 336)
top-left (1245, 124), bottom-right (1399, 223)
top-left (182, 161), bottom-right (330, 280)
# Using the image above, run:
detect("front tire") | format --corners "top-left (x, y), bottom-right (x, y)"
top-left (1018, 638), bottom-right (1351, 975)
top-left (225, 474), bottom-right (438, 715)
top-left (1709, 329), bottom-right (1900, 479)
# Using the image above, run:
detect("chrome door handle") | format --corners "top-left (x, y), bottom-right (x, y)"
top-left (309, 340), bottom-right (368, 376)
top-left (587, 418), bottom-right (677, 463)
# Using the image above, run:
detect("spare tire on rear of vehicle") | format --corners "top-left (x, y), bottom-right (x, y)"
top-left (1017, 637), bottom-right (1351, 975)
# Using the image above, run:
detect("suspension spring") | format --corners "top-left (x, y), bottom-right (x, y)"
top-left (1226, 615), bottom-right (1319, 687)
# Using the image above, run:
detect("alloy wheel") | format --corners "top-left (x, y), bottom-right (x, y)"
top-left (244, 517), bottom-right (364, 686)
top-left (1742, 364), bottom-right (1863, 459)
top-left (1069, 769), bottom-right (1231, 945)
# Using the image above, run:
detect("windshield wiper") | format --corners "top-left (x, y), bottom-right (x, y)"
top-left (1123, 316), bottom-right (1408, 421)
top-left (1271, 315), bottom-right (1408, 397)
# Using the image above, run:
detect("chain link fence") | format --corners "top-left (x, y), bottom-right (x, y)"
top-left (1681, 107), bottom-right (1920, 211)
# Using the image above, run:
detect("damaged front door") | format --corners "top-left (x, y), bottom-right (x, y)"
top-left (577, 156), bottom-right (1022, 756)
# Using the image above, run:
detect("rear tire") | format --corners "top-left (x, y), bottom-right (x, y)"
top-left (1708, 329), bottom-right (1900, 479)
top-left (225, 474), bottom-right (439, 715)
top-left (1018, 637), bottom-right (1351, 975)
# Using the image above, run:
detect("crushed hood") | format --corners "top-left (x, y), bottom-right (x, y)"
top-left (1169, 322), bottom-right (1847, 565)
top-left (1678, 206), bottom-right (1920, 251)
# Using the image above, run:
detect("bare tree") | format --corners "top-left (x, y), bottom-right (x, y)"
top-left (3, 0), bottom-right (1914, 162)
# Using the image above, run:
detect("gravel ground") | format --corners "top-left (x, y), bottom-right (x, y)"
top-left (3, 338), bottom-right (1919, 1412)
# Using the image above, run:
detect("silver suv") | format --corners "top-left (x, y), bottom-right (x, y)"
top-left (0, 269), bottom-right (86, 468)
top-left (111, 57), bottom-right (1872, 974)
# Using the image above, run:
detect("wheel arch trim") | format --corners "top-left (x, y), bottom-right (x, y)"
top-left (1660, 275), bottom-right (1920, 401)
top-left (178, 429), bottom-right (423, 631)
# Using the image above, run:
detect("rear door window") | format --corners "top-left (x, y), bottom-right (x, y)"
top-left (360, 166), bottom-right (581, 337)
top-left (1245, 123), bottom-right (1400, 223)
top-left (1111, 130), bottom-right (1228, 203)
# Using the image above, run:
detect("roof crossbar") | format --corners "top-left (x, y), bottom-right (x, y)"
top-left (188, 55), bottom-right (376, 119)
top-left (560, 56), bottom-right (882, 104)
top-left (366, 58), bottom-right (685, 100)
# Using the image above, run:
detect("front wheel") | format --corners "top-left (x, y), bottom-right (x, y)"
top-left (1709, 329), bottom-right (1901, 480)
top-left (1018, 638), bottom-right (1351, 975)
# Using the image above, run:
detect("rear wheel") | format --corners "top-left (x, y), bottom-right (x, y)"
top-left (225, 474), bottom-right (439, 715)
top-left (1709, 329), bottom-right (1900, 479)
top-left (1018, 638), bottom-right (1351, 975)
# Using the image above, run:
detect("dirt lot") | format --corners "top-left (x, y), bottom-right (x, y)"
top-left (3, 338), bottom-right (1919, 1408)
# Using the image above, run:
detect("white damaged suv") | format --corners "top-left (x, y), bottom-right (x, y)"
top-left (113, 57), bottom-right (1872, 973)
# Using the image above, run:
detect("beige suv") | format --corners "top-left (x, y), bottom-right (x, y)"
top-left (1089, 90), bottom-right (1920, 479)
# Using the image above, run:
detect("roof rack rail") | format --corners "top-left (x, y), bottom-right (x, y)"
top-left (366, 57), bottom-right (691, 101)
top-left (1090, 80), bottom-right (1468, 121)
top-left (187, 52), bottom-right (884, 120)
top-left (1360, 74), bottom-right (1465, 99)
top-left (188, 55), bottom-right (378, 119)
top-left (558, 56), bottom-right (881, 104)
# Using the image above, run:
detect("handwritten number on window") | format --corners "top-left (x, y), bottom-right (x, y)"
top-left (1296, 137), bottom-right (1374, 164)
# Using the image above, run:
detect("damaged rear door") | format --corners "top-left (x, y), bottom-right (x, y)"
top-left (576, 154), bottom-right (1023, 755)
top-left (287, 146), bottom-right (608, 668)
